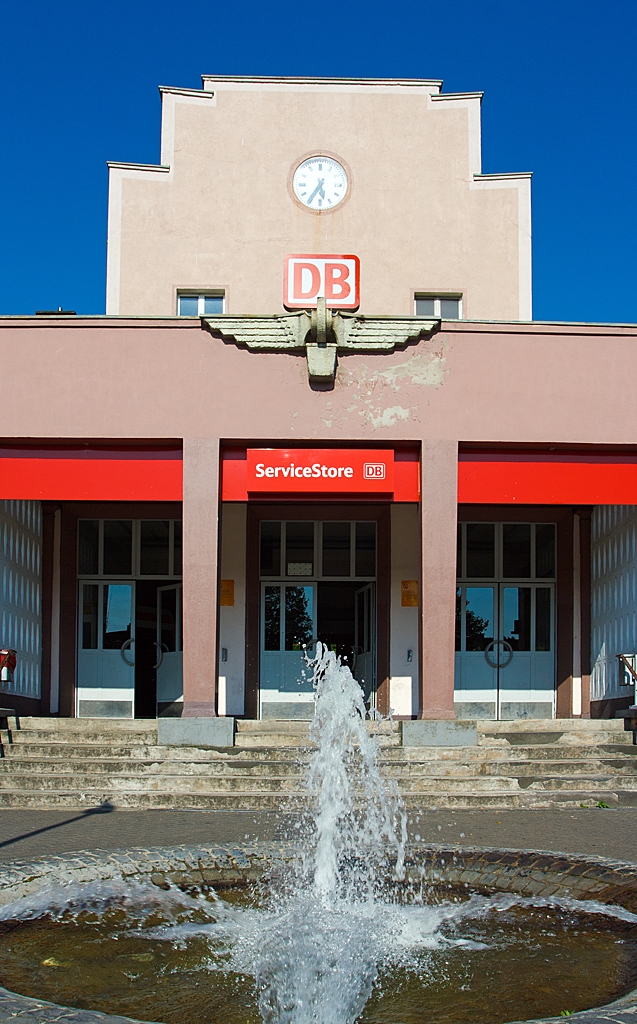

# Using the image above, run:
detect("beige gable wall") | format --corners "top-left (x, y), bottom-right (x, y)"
top-left (106, 77), bottom-right (531, 319)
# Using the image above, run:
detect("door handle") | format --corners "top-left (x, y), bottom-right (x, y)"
top-left (484, 639), bottom-right (513, 668)
top-left (120, 637), bottom-right (135, 667)
top-left (153, 642), bottom-right (168, 669)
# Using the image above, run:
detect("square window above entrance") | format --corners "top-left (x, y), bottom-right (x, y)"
top-left (457, 522), bottom-right (556, 582)
top-left (259, 521), bottom-right (376, 581)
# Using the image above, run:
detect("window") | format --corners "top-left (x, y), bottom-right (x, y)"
top-left (259, 521), bottom-right (376, 580)
top-left (177, 293), bottom-right (224, 316)
top-left (457, 522), bottom-right (556, 581)
top-left (77, 520), bottom-right (182, 578)
top-left (415, 294), bottom-right (462, 319)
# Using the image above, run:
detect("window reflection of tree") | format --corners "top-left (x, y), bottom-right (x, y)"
top-left (264, 587), bottom-right (281, 651)
top-left (466, 607), bottom-right (491, 651)
top-left (285, 586), bottom-right (313, 651)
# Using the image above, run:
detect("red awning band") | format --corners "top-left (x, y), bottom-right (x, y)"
top-left (458, 453), bottom-right (637, 504)
top-left (0, 447), bottom-right (634, 505)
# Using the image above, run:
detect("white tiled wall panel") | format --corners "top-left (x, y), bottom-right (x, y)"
top-left (591, 505), bottom-right (637, 702)
top-left (0, 500), bottom-right (42, 699)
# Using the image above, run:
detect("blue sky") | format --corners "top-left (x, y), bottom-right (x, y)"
top-left (0, 0), bottom-right (635, 322)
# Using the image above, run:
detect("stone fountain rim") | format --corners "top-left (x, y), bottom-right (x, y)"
top-left (1, 841), bottom-right (637, 1024)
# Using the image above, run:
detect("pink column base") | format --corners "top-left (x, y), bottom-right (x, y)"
top-left (181, 701), bottom-right (218, 718)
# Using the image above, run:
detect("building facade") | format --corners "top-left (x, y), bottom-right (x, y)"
top-left (0, 75), bottom-right (635, 725)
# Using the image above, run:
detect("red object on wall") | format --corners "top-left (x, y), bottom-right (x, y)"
top-left (283, 254), bottom-right (360, 309)
top-left (5, 446), bottom-right (636, 506)
top-left (247, 449), bottom-right (394, 494)
top-left (222, 448), bottom-right (420, 501)
top-left (0, 447), bottom-right (182, 500)
top-left (458, 453), bottom-right (637, 504)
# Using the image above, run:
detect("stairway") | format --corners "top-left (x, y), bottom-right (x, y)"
top-left (0, 717), bottom-right (635, 811)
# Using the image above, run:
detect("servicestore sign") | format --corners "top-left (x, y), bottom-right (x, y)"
top-left (246, 449), bottom-right (394, 494)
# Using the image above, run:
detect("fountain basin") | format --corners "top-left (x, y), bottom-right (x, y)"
top-left (1, 843), bottom-right (637, 1024)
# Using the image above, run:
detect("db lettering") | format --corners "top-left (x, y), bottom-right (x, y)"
top-left (363, 463), bottom-right (386, 480)
top-left (284, 254), bottom-right (360, 310)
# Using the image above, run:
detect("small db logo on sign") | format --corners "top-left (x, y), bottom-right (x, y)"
top-left (363, 463), bottom-right (386, 480)
top-left (284, 254), bottom-right (360, 310)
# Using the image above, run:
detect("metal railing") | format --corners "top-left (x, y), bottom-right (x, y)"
top-left (617, 654), bottom-right (637, 709)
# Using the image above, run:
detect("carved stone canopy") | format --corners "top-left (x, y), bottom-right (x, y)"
top-left (203, 298), bottom-right (439, 384)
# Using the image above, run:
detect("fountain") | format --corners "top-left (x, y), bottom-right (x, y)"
top-left (1, 646), bottom-right (637, 1024)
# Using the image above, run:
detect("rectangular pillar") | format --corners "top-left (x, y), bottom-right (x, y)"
top-left (419, 439), bottom-right (458, 719)
top-left (578, 508), bottom-right (592, 718)
top-left (182, 437), bottom-right (220, 717)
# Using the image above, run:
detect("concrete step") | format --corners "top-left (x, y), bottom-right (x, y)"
top-left (0, 716), bottom-right (634, 812)
top-left (3, 754), bottom-right (637, 782)
top-left (478, 722), bottom-right (631, 745)
top-left (0, 789), bottom-right (310, 810)
top-left (395, 774), bottom-right (637, 794)
top-left (0, 758), bottom-right (307, 777)
top-left (234, 719), bottom-right (399, 733)
top-left (4, 742), bottom-right (636, 770)
top-left (2, 766), bottom-right (637, 797)
top-left (10, 730), bottom-right (626, 749)
top-left (0, 771), bottom-right (306, 794)
top-left (0, 787), bottom-right (635, 811)
top-left (6, 717), bottom-right (157, 734)
top-left (383, 757), bottom-right (637, 776)
top-left (1, 729), bottom-right (158, 746)
top-left (235, 719), bottom-right (400, 747)
top-left (0, 742), bottom-right (312, 762)
top-left (401, 790), bottom-right (637, 809)
top-left (479, 717), bottom-right (628, 732)
top-left (235, 720), bottom-right (311, 733)
top-left (234, 736), bottom-right (314, 749)
top-left (234, 734), bottom-right (399, 749)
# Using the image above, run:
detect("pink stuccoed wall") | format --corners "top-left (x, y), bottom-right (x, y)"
top-left (106, 78), bottom-right (531, 321)
top-left (2, 315), bottom-right (637, 717)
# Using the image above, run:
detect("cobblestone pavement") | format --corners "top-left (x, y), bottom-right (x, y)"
top-left (0, 806), bottom-right (636, 862)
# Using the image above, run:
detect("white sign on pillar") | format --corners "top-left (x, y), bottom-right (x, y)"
top-left (283, 254), bottom-right (360, 310)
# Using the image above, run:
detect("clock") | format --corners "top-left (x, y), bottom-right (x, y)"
top-left (292, 156), bottom-right (349, 211)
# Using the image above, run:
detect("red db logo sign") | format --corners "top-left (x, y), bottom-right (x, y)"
top-left (363, 463), bottom-right (386, 480)
top-left (284, 254), bottom-right (360, 310)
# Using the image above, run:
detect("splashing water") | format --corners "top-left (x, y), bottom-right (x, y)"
top-left (245, 643), bottom-right (408, 1024)
top-left (306, 642), bottom-right (407, 898)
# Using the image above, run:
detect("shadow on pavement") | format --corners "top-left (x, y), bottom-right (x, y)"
top-left (0, 800), bottom-right (115, 850)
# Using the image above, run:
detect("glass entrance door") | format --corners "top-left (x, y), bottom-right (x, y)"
top-left (455, 583), bottom-right (555, 719)
top-left (260, 583), bottom-right (316, 718)
top-left (454, 585), bottom-right (497, 717)
top-left (498, 584), bottom-right (555, 716)
top-left (354, 582), bottom-right (376, 704)
top-left (156, 584), bottom-right (183, 711)
top-left (455, 522), bottom-right (557, 719)
top-left (258, 519), bottom-right (377, 719)
top-left (77, 582), bottom-right (135, 717)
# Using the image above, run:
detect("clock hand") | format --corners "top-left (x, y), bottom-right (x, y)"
top-left (307, 178), bottom-right (325, 204)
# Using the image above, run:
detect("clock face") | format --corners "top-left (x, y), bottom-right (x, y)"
top-left (292, 156), bottom-right (348, 211)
